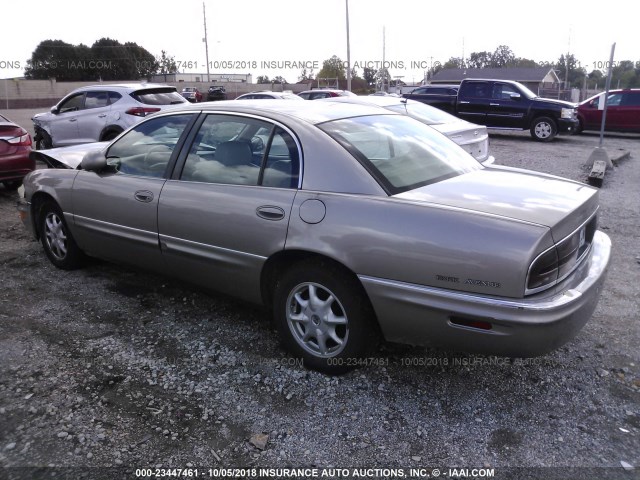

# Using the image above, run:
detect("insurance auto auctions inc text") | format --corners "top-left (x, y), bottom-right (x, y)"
top-left (202, 467), bottom-right (495, 478)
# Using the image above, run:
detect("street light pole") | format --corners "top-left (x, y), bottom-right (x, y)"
top-left (203, 2), bottom-right (210, 83)
top-left (345, 0), bottom-right (351, 91)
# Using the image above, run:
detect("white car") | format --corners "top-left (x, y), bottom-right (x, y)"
top-left (235, 91), bottom-right (304, 100)
top-left (32, 83), bottom-right (188, 149)
top-left (321, 95), bottom-right (492, 163)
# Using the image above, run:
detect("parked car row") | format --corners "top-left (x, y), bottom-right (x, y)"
top-left (19, 100), bottom-right (610, 374)
top-left (26, 83), bottom-right (640, 161)
top-left (405, 83), bottom-right (640, 137)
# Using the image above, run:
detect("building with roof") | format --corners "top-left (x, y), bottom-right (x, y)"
top-left (430, 67), bottom-right (560, 94)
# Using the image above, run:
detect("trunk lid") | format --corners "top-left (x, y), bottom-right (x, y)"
top-left (395, 166), bottom-right (598, 242)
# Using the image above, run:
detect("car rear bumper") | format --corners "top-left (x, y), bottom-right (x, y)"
top-left (360, 230), bottom-right (611, 357)
top-left (0, 150), bottom-right (35, 181)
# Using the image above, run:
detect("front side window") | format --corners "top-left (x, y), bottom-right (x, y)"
top-left (180, 115), bottom-right (299, 188)
top-left (106, 114), bottom-right (193, 177)
top-left (58, 94), bottom-right (84, 113)
top-left (319, 114), bottom-right (480, 194)
top-left (492, 83), bottom-right (519, 100)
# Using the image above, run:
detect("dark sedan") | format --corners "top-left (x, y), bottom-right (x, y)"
top-left (0, 114), bottom-right (34, 189)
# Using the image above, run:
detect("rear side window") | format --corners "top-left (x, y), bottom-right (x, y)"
top-left (459, 82), bottom-right (490, 99)
top-left (622, 92), bottom-right (640, 106)
top-left (84, 91), bottom-right (109, 109)
top-left (109, 91), bottom-right (122, 104)
top-left (131, 88), bottom-right (186, 105)
top-left (180, 115), bottom-right (299, 188)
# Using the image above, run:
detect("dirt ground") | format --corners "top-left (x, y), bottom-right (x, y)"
top-left (0, 110), bottom-right (639, 480)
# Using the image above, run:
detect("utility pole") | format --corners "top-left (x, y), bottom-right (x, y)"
top-left (345, 0), bottom-right (351, 91)
top-left (382, 26), bottom-right (386, 92)
top-left (203, 2), bottom-right (210, 83)
top-left (565, 29), bottom-right (571, 90)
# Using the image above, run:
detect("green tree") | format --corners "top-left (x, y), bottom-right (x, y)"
top-left (297, 68), bottom-right (314, 82)
top-left (156, 50), bottom-right (177, 75)
top-left (442, 57), bottom-right (464, 69)
top-left (374, 67), bottom-right (391, 90)
top-left (467, 51), bottom-right (492, 69)
top-left (363, 67), bottom-right (377, 87)
top-left (126, 42), bottom-right (158, 79)
top-left (272, 75), bottom-right (288, 85)
top-left (24, 40), bottom-right (79, 80)
top-left (256, 75), bottom-right (270, 84)
top-left (317, 55), bottom-right (346, 81)
top-left (556, 53), bottom-right (586, 88)
top-left (511, 57), bottom-right (538, 68)
top-left (490, 45), bottom-right (515, 67)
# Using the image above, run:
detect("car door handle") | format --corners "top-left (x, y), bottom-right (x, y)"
top-left (98, 114), bottom-right (107, 118)
top-left (256, 205), bottom-right (285, 221)
top-left (134, 190), bottom-right (154, 203)
top-left (69, 118), bottom-right (77, 122)
top-left (459, 101), bottom-right (470, 104)
top-left (490, 103), bottom-right (500, 106)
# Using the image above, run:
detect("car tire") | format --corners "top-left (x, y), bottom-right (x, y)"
top-left (36, 130), bottom-right (53, 150)
top-left (576, 118), bottom-right (584, 134)
top-left (273, 259), bottom-right (379, 374)
top-left (3, 180), bottom-right (22, 190)
top-left (39, 201), bottom-right (84, 270)
top-left (530, 116), bottom-right (557, 142)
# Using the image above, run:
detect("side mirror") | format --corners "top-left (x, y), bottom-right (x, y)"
top-left (50, 106), bottom-right (59, 114)
top-left (80, 149), bottom-right (108, 172)
top-left (509, 93), bottom-right (521, 100)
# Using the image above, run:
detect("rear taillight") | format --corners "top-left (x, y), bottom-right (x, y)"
top-left (125, 107), bottom-right (161, 117)
top-left (7, 133), bottom-right (32, 146)
top-left (526, 215), bottom-right (597, 294)
top-left (527, 248), bottom-right (558, 291)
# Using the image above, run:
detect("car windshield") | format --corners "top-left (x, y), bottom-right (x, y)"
top-left (385, 101), bottom-right (459, 125)
top-left (131, 88), bottom-right (186, 105)
top-left (319, 115), bottom-right (481, 194)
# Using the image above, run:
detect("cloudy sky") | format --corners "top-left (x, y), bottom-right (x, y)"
top-left (1, 0), bottom-right (635, 82)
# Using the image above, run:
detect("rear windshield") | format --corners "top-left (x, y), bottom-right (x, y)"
top-left (319, 115), bottom-right (481, 195)
top-left (386, 101), bottom-right (458, 125)
top-left (131, 88), bottom-right (186, 105)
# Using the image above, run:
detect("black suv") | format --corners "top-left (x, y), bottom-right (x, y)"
top-left (207, 86), bottom-right (227, 101)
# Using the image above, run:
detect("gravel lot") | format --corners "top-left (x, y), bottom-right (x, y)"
top-left (0, 109), bottom-right (639, 480)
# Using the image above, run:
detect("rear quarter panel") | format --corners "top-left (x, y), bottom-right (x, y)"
top-left (286, 191), bottom-right (553, 298)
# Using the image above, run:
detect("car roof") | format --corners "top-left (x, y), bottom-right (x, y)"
top-left (318, 95), bottom-right (406, 108)
top-left (178, 99), bottom-right (398, 124)
top-left (72, 83), bottom-right (175, 92)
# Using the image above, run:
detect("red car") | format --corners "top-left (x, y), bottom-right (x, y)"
top-left (577, 89), bottom-right (640, 133)
top-left (180, 87), bottom-right (203, 103)
top-left (0, 113), bottom-right (34, 189)
top-left (297, 89), bottom-right (357, 100)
